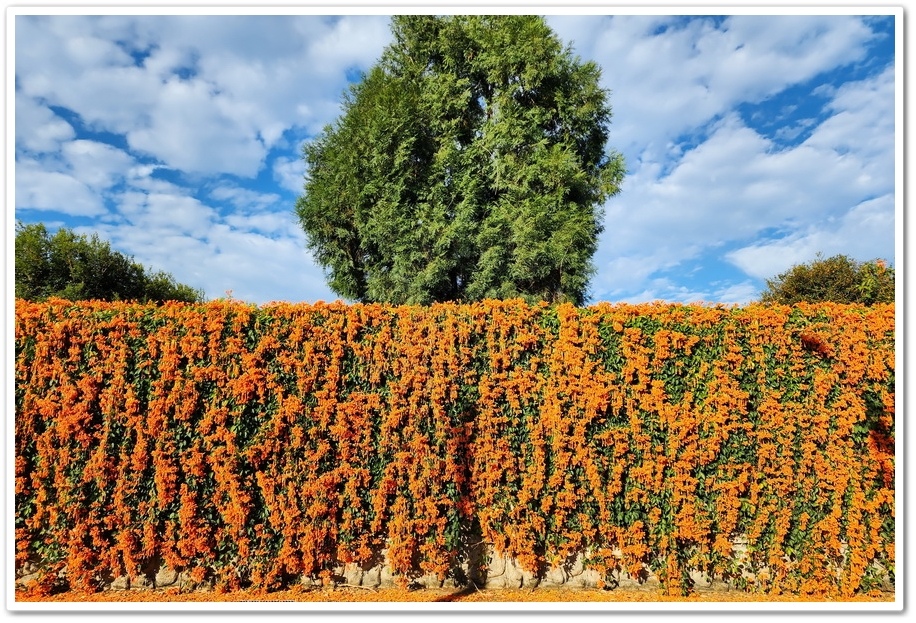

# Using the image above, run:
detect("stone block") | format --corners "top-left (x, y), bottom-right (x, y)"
top-left (577, 569), bottom-right (602, 589)
top-left (502, 557), bottom-right (524, 588)
top-left (486, 554), bottom-right (506, 579)
top-left (519, 566), bottom-right (539, 589)
top-left (300, 575), bottom-right (320, 588)
top-left (342, 563), bottom-right (363, 586)
top-left (155, 566), bottom-right (178, 587)
top-left (568, 554), bottom-right (585, 577)
top-left (380, 563), bottom-right (395, 587)
top-left (16, 562), bottom-right (40, 579)
top-left (362, 565), bottom-right (382, 588)
top-left (543, 566), bottom-right (568, 587)
top-left (416, 573), bottom-right (444, 588)
top-left (689, 570), bottom-right (712, 589)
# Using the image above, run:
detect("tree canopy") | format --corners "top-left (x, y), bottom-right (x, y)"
top-left (759, 253), bottom-right (894, 306)
top-left (296, 15), bottom-right (625, 306)
top-left (15, 221), bottom-right (205, 303)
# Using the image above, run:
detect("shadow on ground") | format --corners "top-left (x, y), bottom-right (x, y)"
top-left (433, 584), bottom-right (482, 602)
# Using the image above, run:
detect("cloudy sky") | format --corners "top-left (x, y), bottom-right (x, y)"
top-left (12, 8), bottom-right (898, 306)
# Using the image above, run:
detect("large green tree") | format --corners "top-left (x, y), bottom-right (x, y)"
top-left (15, 221), bottom-right (204, 303)
top-left (296, 15), bottom-right (625, 305)
top-left (759, 253), bottom-right (894, 306)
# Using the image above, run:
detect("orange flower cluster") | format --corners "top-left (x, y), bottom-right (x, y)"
top-left (15, 298), bottom-right (895, 596)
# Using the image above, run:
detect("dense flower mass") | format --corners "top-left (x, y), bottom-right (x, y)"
top-left (14, 299), bottom-right (895, 596)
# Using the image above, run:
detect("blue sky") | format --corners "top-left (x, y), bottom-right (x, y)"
top-left (12, 9), bottom-right (898, 306)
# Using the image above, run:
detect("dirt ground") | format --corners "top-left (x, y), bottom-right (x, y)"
top-left (15, 584), bottom-right (895, 604)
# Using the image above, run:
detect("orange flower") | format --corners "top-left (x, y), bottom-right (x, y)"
top-left (13, 299), bottom-right (894, 596)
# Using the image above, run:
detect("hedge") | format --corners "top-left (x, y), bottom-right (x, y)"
top-left (14, 298), bottom-right (895, 596)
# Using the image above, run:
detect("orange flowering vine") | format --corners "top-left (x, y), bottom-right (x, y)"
top-left (14, 298), bottom-right (894, 596)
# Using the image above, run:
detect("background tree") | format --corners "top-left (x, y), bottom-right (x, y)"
top-left (15, 221), bottom-right (205, 303)
top-left (759, 253), bottom-right (894, 306)
top-left (296, 15), bottom-right (625, 306)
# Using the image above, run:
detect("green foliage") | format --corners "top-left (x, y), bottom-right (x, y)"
top-left (144, 270), bottom-right (206, 304)
top-left (760, 253), bottom-right (894, 306)
top-left (296, 15), bottom-right (625, 306)
top-left (14, 221), bottom-right (205, 303)
top-left (15, 299), bottom-right (894, 595)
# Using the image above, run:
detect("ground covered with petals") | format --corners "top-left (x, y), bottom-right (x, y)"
top-left (16, 585), bottom-right (894, 604)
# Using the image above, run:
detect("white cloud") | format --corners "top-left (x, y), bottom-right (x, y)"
top-left (304, 16), bottom-right (391, 77)
top-left (15, 16), bottom-right (134, 77)
top-left (207, 183), bottom-right (299, 237)
top-left (592, 55), bottom-right (895, 302)
top-left (15, 158), bottom-right (107, 216)
top-left (61, 140), bottom-right (135, 190)
top-left (712, 281), bottom-right (761, 306)
top-left (15, 15), bottom-right (392, 178)
top-left (15, 18), bottom-right (162, 135)
top-left (593, 253), bottom-right (673, 296)
top-left (125, 77), bottom-right (267, 176)
top-left (553, 14), bottom-right (884, 300)
top-left (272, 156), bottom-right (306, 194)
top-left (93, 203), bottom-right (336, 303)
top-left (549, 15), bottom-right (876, 166)
top-left (117, 191), bottom-right (217, 237)
top-left (191, 226), bottom-right (338, 304)
top-left (804, 64), bottom-right (894, 165)
top-left (15, 93), bottom-right (76, 153)
top-left (19, 64), bottom-right (161, 137)
top-left (16, 137), bottom-right (156, 216)
top-left (726, 194), bottom-right (895, 280)
top-left (122, 172), bottom-right (184, 195)
top-left (224, 212), bottom-right (298, 237)
top-left (66, 166), bottom-right (334, 302)
top-left (209, 184), bottom-right (281, 212)
top-left (611, 278), bottom-right (717, 306)
top-left (706, 16), bottom-right (873, 96)
top-left (14, 14), bottom-right (894, 306)
top-left (598, 275), bottom-right (760, 307)
top-left (63, 33), bottom-right (135, 68)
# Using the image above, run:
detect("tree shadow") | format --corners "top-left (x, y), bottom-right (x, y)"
top-left (433, 583), bottom-right (482, 602)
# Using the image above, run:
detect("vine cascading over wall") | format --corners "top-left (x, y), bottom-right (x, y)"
top-left (14, 298), bottom-right (895, 596)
